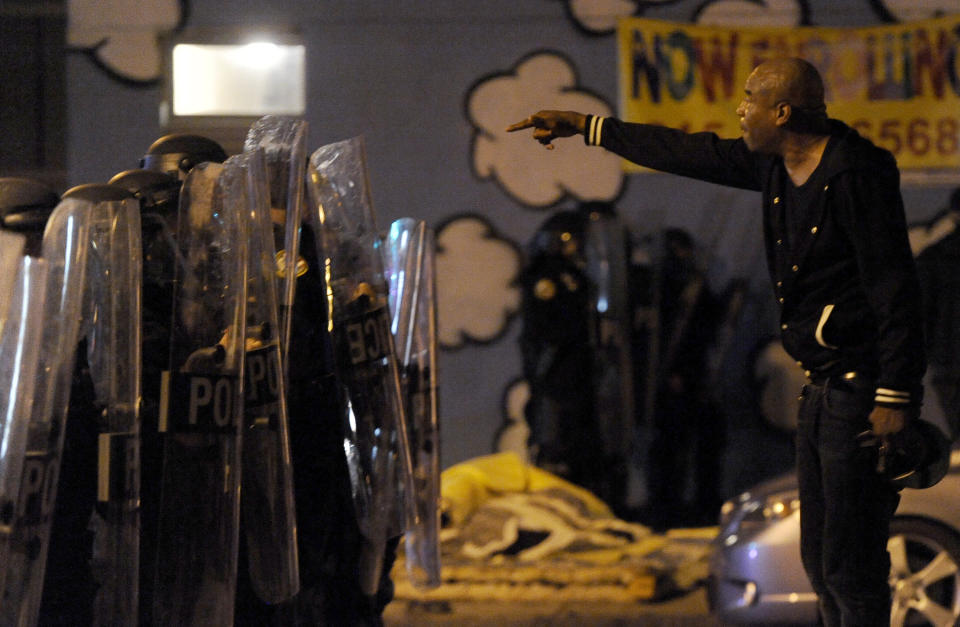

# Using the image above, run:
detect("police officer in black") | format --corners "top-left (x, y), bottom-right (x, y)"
top-left (519, 209), bottom-right (601, 496)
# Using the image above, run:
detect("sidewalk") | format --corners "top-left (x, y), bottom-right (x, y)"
top-left (384, 585), bottom-right (722, 626)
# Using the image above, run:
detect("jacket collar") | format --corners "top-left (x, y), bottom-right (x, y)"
top-left (816, 119), bottom-right (891, 181)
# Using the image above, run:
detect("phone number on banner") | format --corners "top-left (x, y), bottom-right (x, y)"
top-left (851, 117), bottom-right (960, 164)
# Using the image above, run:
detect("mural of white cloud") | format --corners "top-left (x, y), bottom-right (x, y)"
top-left (563, 0), bottom-right (692, 34)
top-left (67, 0), bottom-right (182, 83)
top-left (873, 0), bottom-right (960, 22)
top-left (566, 0), bottom-right (641, 33)
top-left (436, 214), bottom-right (522, 349)
top-left (694, 0), bottom-right (804, 27)
top-left (495, 378), bottom-right (532, 462)
top-left (469, 52), bottom-right (624, 208)
top-left (503, 378), bottom-right (531, 426)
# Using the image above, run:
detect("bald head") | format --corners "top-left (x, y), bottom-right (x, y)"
top-left (738, 57), bottom-right (830, 152)
top-left (754, 57), bottom-right (825, 111)
top-left (750, 57), bottom-right (827, 135)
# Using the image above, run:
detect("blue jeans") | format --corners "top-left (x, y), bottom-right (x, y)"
top-left (796, 378), bottom-right (900, 627)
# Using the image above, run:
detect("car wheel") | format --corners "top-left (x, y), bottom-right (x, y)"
top-left (888, 517), bottom-right (960, 627)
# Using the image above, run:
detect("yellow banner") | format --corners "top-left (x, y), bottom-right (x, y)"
top-left (617, 15), bottom-right (960, 173)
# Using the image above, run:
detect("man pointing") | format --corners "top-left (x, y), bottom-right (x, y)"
top-left (509, 57), bottom-right (925, 626)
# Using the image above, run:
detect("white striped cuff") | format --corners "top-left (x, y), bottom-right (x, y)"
top-left (875, 388), bottom-right (911, 405)
top-left (586, 115), bottom-right (605, 146)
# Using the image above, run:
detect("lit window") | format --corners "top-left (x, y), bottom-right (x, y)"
top-left (170, 41), bottom-right (306, 117)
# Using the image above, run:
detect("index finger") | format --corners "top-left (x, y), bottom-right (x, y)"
top-left (506, 117), bottom-right (536, 133)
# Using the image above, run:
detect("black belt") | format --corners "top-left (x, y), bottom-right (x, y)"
top-left (806, 368), bottom-right (857, 383)
top-left (805, 370), bottom-right (875, 395)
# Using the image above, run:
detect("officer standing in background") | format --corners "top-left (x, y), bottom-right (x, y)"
top-left (519, 209), bottom-right (600, 497)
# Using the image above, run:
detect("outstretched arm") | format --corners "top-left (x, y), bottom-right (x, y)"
top-left (509, 111), bottom-right (763, 190)
top-left (506, 110), bottom-right (587, 149)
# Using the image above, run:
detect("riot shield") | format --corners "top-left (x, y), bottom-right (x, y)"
top-left (0, 230), bottom-right (25, 341)
top-left (108, 168), bottom-right (182, 627)
top-left (0, 255), bottom-right (47, 599)
top-left (0, 229), bottom-right (32, 551)
top-left (82, 195), bottom-right (143, 626)
top-left (583, 208), bottom-right (635, 513)
top-left (304, 136), bottom-right (414, 596)
top-left (232, 149), bottom-right (299, 603)
top-left (382, 218), bottom-right (441, 589)
top-left (243, 116), bottom-right (309, 383)
top-left (0, 198), bottom-right (92, 627)
top-left (108, 170), bottom-right (183, 297)
top-left (154, 161), bottom-right (248, 626)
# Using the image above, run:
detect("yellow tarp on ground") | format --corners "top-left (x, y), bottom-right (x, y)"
top-left (440, 452), bottom-right (614, 527)
top-left (392, 453), bottom-right (716, 603)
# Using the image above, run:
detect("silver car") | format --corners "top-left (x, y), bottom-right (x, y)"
top-left (708, 449), bottom-right (960, 626)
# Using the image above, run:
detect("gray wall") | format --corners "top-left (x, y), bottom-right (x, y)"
top-left (66, 1), bottom-right (957, 478)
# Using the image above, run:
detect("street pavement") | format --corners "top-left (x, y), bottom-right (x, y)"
top-left (384, 584), bottom-right (723, 626)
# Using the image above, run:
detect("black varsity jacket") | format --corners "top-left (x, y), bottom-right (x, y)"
top-left (583, 115), bottom-right (926, 408)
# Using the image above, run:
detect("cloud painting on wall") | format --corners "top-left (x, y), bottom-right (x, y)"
top-left (560, 0), bottom-right (806, 32)
top-left (562, 0), bottom-right (693, 34)
top-left (560, 0), bottom-right (959, 32)
top-left (692, 0), bottom-right (807, 26)
top-left (468, 52), bottom-right (625, 209)
top-left (494, 378), bottom-right (532, 462)
top-left (562, 0), bottom-right (645, 34)
top-left (67, 0), bottom-right (185, 84)
top-left (870, 0), bottom-right (960, 22)
top-left (435, 214), bottom-right (523, 350)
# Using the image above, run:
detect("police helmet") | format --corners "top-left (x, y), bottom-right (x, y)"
top-left (527, 210), bottom-right (589, 263)
top-left (62, 183), bottom-right (135, 203)
top-left (0, 177), bottom-right (60, 233)
top-left (140, 133), bottom-right (228, 180)
top-left (109, 169), bottom-right (181, 214)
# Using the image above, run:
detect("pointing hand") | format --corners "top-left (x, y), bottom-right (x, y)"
top-left (506, 110), bottom-right (587, 149)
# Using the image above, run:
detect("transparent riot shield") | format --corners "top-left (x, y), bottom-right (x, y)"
top-left (0, 198), bottom-right (92, 627)
top-left (82, 197), bottom-right (143, 626)
top-left (108, 168), bottom-right (182, 627)
top-left (154, 161), bottom-right (248, 626)
top-left (304, 136), bottom-right (415, 596)
top-left (0, 230), bottom-right (25, 341)
top-left (232, 149), bottom-right (299, 603)
top-left (244, 115), bottom-right (309, 384)
top-left (0, 233), bottom-right (30, 552)
top-left (0, 255), bottom-right (47, 598)
top-left (584, 209), bottom-right (635, 512)
top-left (382, 218), bottom-right (441, 589)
